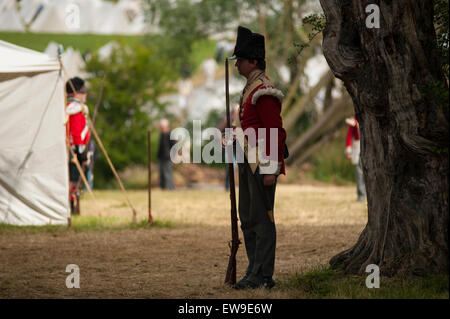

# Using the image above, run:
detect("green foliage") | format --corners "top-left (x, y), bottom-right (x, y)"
top-left (288, 110), bottom-right (316, 140)
top-left (307, 128), bottom-right (355, 185)
top-left (419, 80), bottom-right (449, 120)
top-left (284, 265), bottom-right (449, 298)
top-left (288, 13), bottom-right (325, 65)
top-left (190, 39), bottom-right (219, 73)
top-left (0, 216), bottom-right (172, 233)
top-left (303, 13), bottom-right (327, 34)
top-left (85, 40), bottom-right (177, 187)
top-left (434, 0), bottom-right (449, 81)
top-left (145, 0), bottom-right (238, 74)
top-left (147, 0), bottom-right (239, 39)
top-left (181, 108), bottom-right (227, 169)
top-left (202, 109), bottom-right (228, 168)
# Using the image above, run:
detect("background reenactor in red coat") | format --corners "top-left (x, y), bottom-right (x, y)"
top-left (345, 116), bottom-right (366, 202)
top-left (65, 76), bottom-right (89, 214)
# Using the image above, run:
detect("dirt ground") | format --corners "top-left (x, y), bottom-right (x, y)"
top-left (0, 184), bottom-right (367, 298)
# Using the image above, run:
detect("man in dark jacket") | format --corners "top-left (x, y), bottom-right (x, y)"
top-left (157, 119), bottom-right (175, 190)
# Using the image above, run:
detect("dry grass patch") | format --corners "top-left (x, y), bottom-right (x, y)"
top-left (0, 184), bottom-right (369, 298)
top-left (78, 184), bottom-right (368, 227)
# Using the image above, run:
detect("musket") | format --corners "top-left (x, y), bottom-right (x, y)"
top-left (224, 57), bottom-right (240, 286)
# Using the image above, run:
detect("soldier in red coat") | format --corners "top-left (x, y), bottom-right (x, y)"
top-left (65, 77), bottom-right (89, 214)
top-left (229, 26), bottom-right (287, 290)
top-left (345, 116), bottom-right (366, 201)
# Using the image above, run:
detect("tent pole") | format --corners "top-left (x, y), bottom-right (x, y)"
top-left (73, 75), bottom-right (106, 214)
top-left (148, 127), bottom-right (154, 225)
top-left (62, 70), bottom-right (73, 221)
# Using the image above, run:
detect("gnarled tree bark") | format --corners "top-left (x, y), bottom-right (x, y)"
top-left (319, 0), bottom-right (449, 275)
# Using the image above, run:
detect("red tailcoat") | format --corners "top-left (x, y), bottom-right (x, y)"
top-left (66, 100), bottom-right (90, 146)
top-left (239, 79), bottom-right (287, 175)
top-left (346, 117), bottom-right (360, 148)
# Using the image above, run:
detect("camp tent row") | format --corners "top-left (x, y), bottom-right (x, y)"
top-left (0, 0), bottom-right (155, 35)
top-left (0, 40), bottom-right (70, 225)
top-left (0, 0), bottom-right (26, 32)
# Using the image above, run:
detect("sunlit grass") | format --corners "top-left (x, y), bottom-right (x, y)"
top-left (281, 265), bottom-right (449, 299)
top-left (0, 215), bottom-right (172, 233)
top-left (0, 184), bottom-right (367, 232)
top-left (76, 185), bottom-right (368, 227)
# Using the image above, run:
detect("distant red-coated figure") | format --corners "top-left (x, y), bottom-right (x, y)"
top-left (345, 116), bottom-right (366, 202)
top-left (65, 76), bottom-right (89, 214)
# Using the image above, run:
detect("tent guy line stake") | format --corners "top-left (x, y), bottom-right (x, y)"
top-left (147, 127), bottom-right (154, 225)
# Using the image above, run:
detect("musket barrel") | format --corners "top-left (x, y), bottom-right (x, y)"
top-left (224, 58), bottom-right (239, 285)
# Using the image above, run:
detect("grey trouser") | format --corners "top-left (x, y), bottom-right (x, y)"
top-left (159, 160), bottom-right (174, 190)
top-left (238, 161), bottom-right (277, 280)
top-left (356, 157), bottom-right (366, 199)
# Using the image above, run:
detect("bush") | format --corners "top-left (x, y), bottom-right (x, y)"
top-left (85, 40), bottom-right (177, 187)
top-left (308, 128), bottom-right (355, 185)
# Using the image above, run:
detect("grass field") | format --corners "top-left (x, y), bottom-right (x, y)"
top-left (0, 31), bottom-right (144, 53)
top-left (0, 184), bottom-right (447, 299)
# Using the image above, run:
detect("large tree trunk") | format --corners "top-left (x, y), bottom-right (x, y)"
top-left (319, 0), bottom-right (449, 275)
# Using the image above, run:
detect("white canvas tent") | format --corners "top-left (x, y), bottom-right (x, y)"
top-left (0, 1), bottom-right (26, 31)
top-left (45, 42), bottom-right (87, 78)
top-left (18, 0), bottom-right (49, 26)
top-left (22, 0), bottom-right (154, 34)
top-left (28, 1), bottom-right (73, 33)
top-left (94, 2), bottom-right (134, 35)
top-left (0, 40), bottom-right (70, 225)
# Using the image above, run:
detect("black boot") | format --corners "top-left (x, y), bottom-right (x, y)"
top-left (233, 275), bottom-right (275, 290)
top-left (262, 277), bottom-right (275, 289)
top-left (233, 273), bottom-right (251, 289)
top-left (233, 278), bottom-right (260, 290)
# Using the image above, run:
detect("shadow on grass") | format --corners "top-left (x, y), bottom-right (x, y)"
top-left (280, 265), bottom-right (449, 299)
top-left (0, 216), bottom-right (173, 234)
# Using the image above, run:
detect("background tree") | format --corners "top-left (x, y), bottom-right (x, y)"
top-left (319, 0), bottom-right (448, 275)
top-left (85, 40), bottom-right (176, 187)
top-left (146, 0), bottom-right (328, 145)
top-left (146, 0), bottom-right (239, 74)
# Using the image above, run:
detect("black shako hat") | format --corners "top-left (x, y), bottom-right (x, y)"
top-left (66, 76), bottom-right (87, 95)
top-left (229, 26), bottom-right (265, 60)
